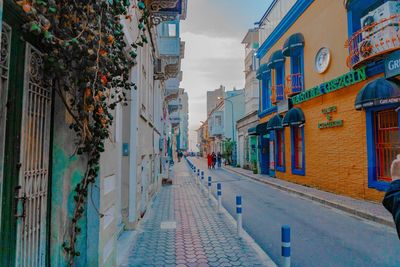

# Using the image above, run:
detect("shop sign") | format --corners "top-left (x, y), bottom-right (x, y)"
top-left (292, 66), bottom-right (367, 105)
top-left (318, 106), bottom-right (343, 129)
top-left (358, 96), bottom-right (400, 109)
top-left (385, 50), bottom-right (400, 79)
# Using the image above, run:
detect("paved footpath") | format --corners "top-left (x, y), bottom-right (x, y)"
top-left (118, 161), bottom-right (269, 267)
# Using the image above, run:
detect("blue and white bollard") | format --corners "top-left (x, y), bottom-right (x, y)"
top-left (281, 225), bottom-right (291, 267)
top-left (208, 176), bottom-right (212, 199)
top-left (201, 171), bottom-right (205, 187)
top-left (236, 196), bottom-right (242, 237)
top-left (217, 183), bottom-right (222, 213)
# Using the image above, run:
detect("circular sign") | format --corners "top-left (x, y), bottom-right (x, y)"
top-left (315, 47), bottom-right (331, 74)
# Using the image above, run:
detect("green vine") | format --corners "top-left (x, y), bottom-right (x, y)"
top-left (14, 0), bottom-right (150, 265)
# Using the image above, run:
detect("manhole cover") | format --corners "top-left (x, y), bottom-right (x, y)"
top-left (160, 221), bottom-right (177, 229)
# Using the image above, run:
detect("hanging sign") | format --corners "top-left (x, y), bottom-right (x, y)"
top-left (292, 66), bottom-right (367, 105)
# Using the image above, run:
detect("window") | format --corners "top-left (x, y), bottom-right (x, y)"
top-left (276, 129), bottom-right (285, 171)
top-left (374, 109), bottom-right (399, 182)
top-left (291, 126), bottom-right (305, 175)
top-left (261, 72), bottom-right (271, 111)
top-left (215, 115), bottom-right (222, 126)
top-left (275, 64), bottom-right (285, 101)
top-left (289, 48), bottom-right (304, 94)
top-left (168, 23), bottom-right (177, 37)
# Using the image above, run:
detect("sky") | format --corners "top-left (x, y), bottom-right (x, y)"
top-left (180, 0), bottom-right (272, 150)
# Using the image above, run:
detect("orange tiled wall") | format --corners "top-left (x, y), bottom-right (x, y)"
top-left (276, 77), bottom-right (385, 202)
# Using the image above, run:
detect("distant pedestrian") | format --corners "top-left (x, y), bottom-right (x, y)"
top-left (217, 152), bottom-right (222, 168)
top-left (212, 152), bottom-right (216, 169)
top-left (382, 154), bottom-right (400, 239)
top-left (207, 153), bottom-right (212, 169)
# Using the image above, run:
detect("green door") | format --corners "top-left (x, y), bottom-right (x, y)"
top-left (0, 4), bottom-right (52, 266)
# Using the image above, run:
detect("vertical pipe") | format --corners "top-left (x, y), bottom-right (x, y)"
top-left (282, 225), bottom-right (291, 267)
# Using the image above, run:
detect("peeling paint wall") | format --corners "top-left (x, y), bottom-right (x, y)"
top-left (50, 95), bottom-right (92, 267)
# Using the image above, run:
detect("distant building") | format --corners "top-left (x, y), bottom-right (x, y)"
top-left (207, 85), bottom-right (225, 115)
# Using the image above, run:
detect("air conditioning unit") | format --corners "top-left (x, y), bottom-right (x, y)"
top-left (361, 1), bottom-right (400, 38)
top-left (358, 1), bottom-right (400, 61)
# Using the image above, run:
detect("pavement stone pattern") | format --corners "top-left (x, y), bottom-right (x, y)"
top-left (119, 161), bottom-right (266, 267)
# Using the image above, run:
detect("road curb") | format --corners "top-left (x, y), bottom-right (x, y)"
top-left (224, 166), bottom-right (395, 228)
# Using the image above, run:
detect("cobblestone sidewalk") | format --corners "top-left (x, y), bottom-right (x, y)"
top-left (118, 161), bottom-right (267, 267)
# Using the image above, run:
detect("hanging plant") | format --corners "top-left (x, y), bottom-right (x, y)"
top-left (14, 0), bottom-right (150, 265)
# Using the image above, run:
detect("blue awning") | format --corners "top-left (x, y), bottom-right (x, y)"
top-left (355, 78), bottom-right (400, 110)
top-left (256, 63), bottom-right (270, 80)
top-left (282, 108), bottom-right (305, 127)
top-left (267, 50), bottom-right (285, 69)
top-left (248, 127), bottom-right (258, 135)
top-left (266, 114), bottom-right (283, 130)
top-left (256, 122), bottom-right (268, 135)
top-left (282, 33), bottom-right (305, 57)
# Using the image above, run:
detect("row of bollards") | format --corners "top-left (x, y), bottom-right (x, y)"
top-left (186, 158), bottom-right (291, 267)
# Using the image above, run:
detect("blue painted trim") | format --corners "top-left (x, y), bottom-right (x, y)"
top-left (365, 104), bottom-right (399, 191)
top-left (275, 129), bottom-right (286, 172)
top-left (257, 0), bottom-right (278, 25)
top-left (258, 106), bottom-right (277, 118)
top-left (290, 126), bottom-right (305, 176)
top-left (257, 0), bottom-right (315, 59)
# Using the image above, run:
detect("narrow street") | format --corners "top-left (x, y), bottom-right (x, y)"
top-left (189, 157), bottom-right (400, 267)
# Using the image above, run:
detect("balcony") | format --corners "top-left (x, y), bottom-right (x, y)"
top-left (285, 73), bottom-right (304, 96)
top-left (345, 14), bottom-right (400, 69)
top-left (270, 84), bottom-right (285, 104)
top-left (144, 0), bottom-right (187, 25)
top-left (168, 99), bottom-right (181, 113)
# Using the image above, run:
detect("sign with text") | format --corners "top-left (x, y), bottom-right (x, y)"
top-left (318, 106), bottom-right (343, 129)
top-left (385, 50), bottom-right (400, 79)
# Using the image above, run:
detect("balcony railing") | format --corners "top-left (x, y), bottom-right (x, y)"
top-left (285, 73), bottom-right (304, 96)
top-left (270, 84), bottom-right (285, 104)
top-left (345, 14), bottom-right (400, 68)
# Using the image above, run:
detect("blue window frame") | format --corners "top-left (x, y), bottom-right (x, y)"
top-left (275, 64), bottom-right (285, 101)
top-left (366, 104), bottom-right (400, 191)
top-left (290, 48), bottom-right (304, 93)
top-left (275, 129), bottom-right (285, 172)
top-left (291, 126), bottom-right (305, 176)
top-left (261, 72), bottom-right (272, 111)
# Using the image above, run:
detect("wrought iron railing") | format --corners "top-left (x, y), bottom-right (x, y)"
top-left (270, 84), bottom-right (285, 104)
top-left (345, 14), bottom-right (400, 68)
top-left (285, 73), bottom-right (303, 96)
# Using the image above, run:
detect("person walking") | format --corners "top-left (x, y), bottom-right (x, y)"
top-left (382, 154), bottom-right (400, 239)
top-left (207, 153), bottom-right (212, 169)
top-left (211, 152), bottom-right (216, 169)
top-left (217, 152), bottom-right (222, 168)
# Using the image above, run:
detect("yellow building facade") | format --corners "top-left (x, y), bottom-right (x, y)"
top-left (256, 0), bottom-right (400, 202)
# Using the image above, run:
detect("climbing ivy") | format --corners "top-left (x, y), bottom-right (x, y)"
top-left (14, 0), bottom-right (149, 265)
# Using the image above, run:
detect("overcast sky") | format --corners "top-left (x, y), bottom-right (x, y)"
top-left (181, 0), bottom-right (272, 150)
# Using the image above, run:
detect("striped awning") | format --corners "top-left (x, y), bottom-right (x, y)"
top-left (355, 78), bottom-right (400, 110)
top-left (282, 33), bottom-right (305, 57)
top-left (267, 50), bottom-right (285, 69)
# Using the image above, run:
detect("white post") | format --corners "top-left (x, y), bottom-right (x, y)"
top-left (236, 196), bottom-right (242, 237)
top-left (217, 183), bottom-right (222, 213)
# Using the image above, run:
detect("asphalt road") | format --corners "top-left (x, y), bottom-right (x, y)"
top-left (188, 157), bottom-right (400, 267)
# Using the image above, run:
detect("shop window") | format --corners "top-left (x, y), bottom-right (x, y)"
top-left (275, 65), bottom-right (285, 101)
top-left (374, 109), bottom-right (399, 182)
top-left (291, 126), bottom-right (305, 175)
top-left (366, 105), bottom-right (400, 191)
top-left (276, 129), bottom-right (285, 172)
top-left (289, 49), bottom-right (304, 94)
top-left (261, 73), bottom-right (272, 111)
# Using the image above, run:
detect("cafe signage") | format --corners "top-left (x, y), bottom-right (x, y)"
top-left (292, 66), bottom-right (367, 105)
top-left (318, 106), bottom-right (343, 129)
top-left (385, 50), bottom-right (400, 79)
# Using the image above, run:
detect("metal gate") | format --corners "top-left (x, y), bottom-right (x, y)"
top-left (374, 109), bottom-right (400, 182)
top-left (15, 43), bottom-right (52, 267)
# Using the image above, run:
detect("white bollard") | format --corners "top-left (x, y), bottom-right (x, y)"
top-left (217, 183), bottom-right (222, 213)
top-left (236, 196), bottom-right (242, 237)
